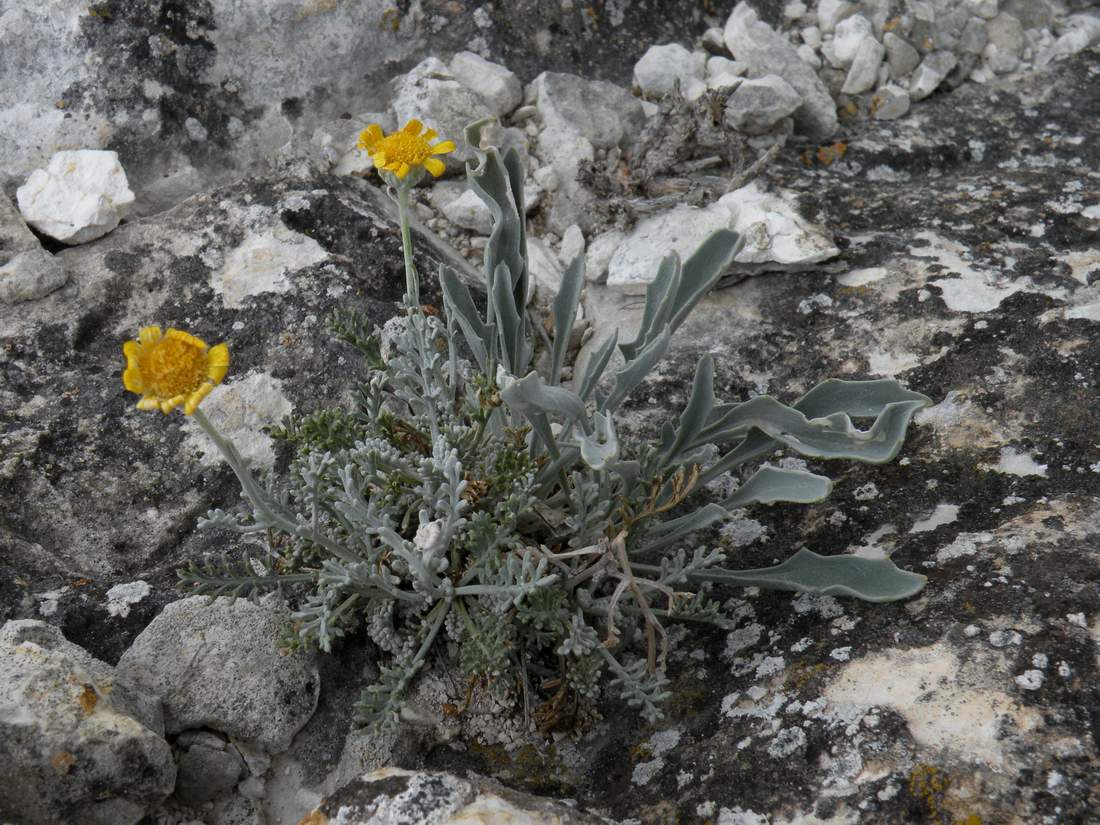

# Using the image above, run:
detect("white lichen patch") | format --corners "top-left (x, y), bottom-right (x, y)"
top-left (185, 371), bottom-right (293, 472)
top-left (836, 266), bottom-right (888, 287)
top-left (105, 580), bottom-right (151, 618)
top-left (632, 758), bottom-right (665, 786)
top-left (935, 531), bottom-right (994, 563)
top-left (823, 641), bottom-right (1040, 767)
top-left (914, 391), bottom-right (1008, 450)
top-left (212, 223), bottom-right (328, 308)
top-left (1053, 248), bottom-right (1100, 284)
top-left (909, 503), bottom-right (960, 533)
top-left (909, 231), bottom-right (1064, 312)
top-left (981, 446), bottom-right (1048, 477)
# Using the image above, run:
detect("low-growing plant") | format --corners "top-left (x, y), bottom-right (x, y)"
top-left (124, 119), bottom-right (931, 732)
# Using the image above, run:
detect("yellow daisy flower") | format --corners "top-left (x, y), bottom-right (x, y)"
top-left (122, 326), bottom-right (229, 415)
top-left (357, 119), bottom-right (456, 180)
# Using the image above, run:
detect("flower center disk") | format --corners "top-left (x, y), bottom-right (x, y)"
top-left (143, 337), bottom-right (206, 398)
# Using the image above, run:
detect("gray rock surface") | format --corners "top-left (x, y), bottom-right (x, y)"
top-left (0, 620), bottom-right (175, 825)
top-left (299, 768), bottom-right (608, 825)
top-left (632, 42), bottom-right (708, 99)
top-left (0, 247), bottom-right (68, 304)
top-left (448, 51), bottom-right (523, 118)
top-left (884, 32), bottom-right (923, 78)
top-left (173, 730), bottom-right (247, 805)
top-left (116, 596), bottom-right (319, 753)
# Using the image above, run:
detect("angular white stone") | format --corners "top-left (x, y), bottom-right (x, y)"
top-left (16, 150), bottom-right (134, 244)
top-left (559, 223), bottom-right (586, 267)
top-left (585, 229), bottom-right (625, 284)
top-left (717, 182), bottom-right (839, 275)
top-left (448, 51), bottom-right (523, 116)
top-left (831, 15), bottom-right (874, 68)
top-left (633, 43), bottom-right (707, 98)
top-left (391, 57), bottom-right (492, 165)
top-left (723, 2), bottom-right (838, 138)
top-left (884, 32), bottom-right (921, 78)
top-left (606, 204), bottom-right (731, 292)
top-left (817, 0), bottom-right (858, 33)
top-left (706, 55), bottom-right (746, 80)
top-left (841, 35), bottom-right (886, 94)
top-left (442, 189), bottom-right (493, 234)
top-left (725, 75), bottom-right (803, 134)
top-left (527, 235), bottom-right (565, 299)
top-left (909, 51), bottom-right (958, 101)
top-left (870, 84), bottom-right (911, 119)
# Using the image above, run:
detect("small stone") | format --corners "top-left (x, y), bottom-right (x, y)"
top-left (869, 84), bottom-right (911, 119)
top-left (585, 229), bottom-right (624, 284)
top-left (959, 17), bottom-right (989, 55)
top-left (184, 117), bottom-right (208, 142)
top-left (965, 0), bottom-right (1000, 20)
top-left (884, 32), bottom-right (922, 78)
top-left (1002, 0), bottom-right (1052, 30)
top-left (1052, 14), bottom-right (1100, 58)
top-left (173, 736), bottom-right (245, 805)
top-left (801, 25), bottom-right (822, 48)
top-left (633, 43), bottom-right (707, 99)
top-left (448, 51), bottom-right (522, 116)
top-left (560, 223), bottom-right (585, 267)
top-left (797, 44), bottom-right (823, 69)
top-left (105, 580), bottom-right (151, 619)
top-left (530, 72), bottom-right (646, 150)
top-left (817, 0), bottom-right (858, 33)
top-left (0, 192), bottom-right (37, 262)
top-left (1015, 669), bottom-right (1044, 690)
top-left (528, 236), bottom-right (565, 299)
top-left (391, 57), bottom-right (492, 166)
top-left (706, 55), bottom-right (746, 79)
top-left (0, 248), bottom-right (68, 304)
top-left (442, 189), bottom-right (492, 234)
top-left (985, 13), bottom-right (1025, 72)
top-left (841, 35), bottom-right (886, 94)
top-left (17, 150), bottom-right (135, 244)
top-left (606, 204), bottom-right (731, 292)
top-left (701, 26), bottom-right (728, 53)
top-left (784, 1), bottom-right (807, 20)
top-left (725, 75), bottom-right (803, 135)
top-left (909, 50), bottom-right (957, 100)
top-left (723, 2), bottom-right (837, 139)
top-left (831, 15), bottom-right (874, 68)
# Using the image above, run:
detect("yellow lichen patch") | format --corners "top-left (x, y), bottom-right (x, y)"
top-left (50, 751), bottom-right (75, 774)
top-left (357, 119), bottom-right (456, 180)
top-left (297, 811), bottom-right (327, 825)
top-left (122, 325), bottom-right (229, 415)
top-left (77, 683), bottom-right (98, 716)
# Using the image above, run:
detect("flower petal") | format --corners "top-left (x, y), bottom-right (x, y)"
top-left (422, 128), bottom-right (438, 141)
top-left (122, 367), bottom-right (144, 393)
top-left (423, 157), bottom-right (446, 177)
top-left (431, 140), bottom-right (457, 156)
top-left (402, 118), bottom-right (423, 135)
top-left (138, 326), bottom-right (162, 345)
top-left (395, 162), bottom-right (410, 179)
top-left (206, 343), bottom-right (230, 384)
top-left (167, 328), bottom-right (207, 350)
top-left (373, 152), bottom-right (388, 169)
top-left (357, 124), bottom-right (383, 150)
top-left (184, 382), bottom-right (214, 416)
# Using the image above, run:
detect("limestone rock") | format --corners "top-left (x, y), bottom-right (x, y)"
top-left (633, 43), bottom-right (707, 99)
top-left (299, 768), bottom-right (607, 825)
top-left (559, 223), bottom-right (586, 268)
top-left (718, 182), bottom-right (839, 277)
top-left (527, 235), bottom-right (565, 300)
top-left (841, 35), bottom-right (887, 94)
top-left (723, 2), bottom-right (838, 139)
top-left (391, 57), bottom-right (493, 166)
top-left (0, 620), bottom-right (175, 825)
top-left (870, 84), bottom-right (912, 120)
top-left (985, 12), bottom-right (1026, 73)
top-left (116, 596), bottom-right (320, 753)
top-left (17, 150), bottom-right (135, 244)
top-left (530, 72), bottom-right (646, 151)
top-left (910, 50), bottom-right (959, 100)
top-left (606, 204), bottom-right (731, 292)
top-left (0, 192), bottom-right (37, 263)
top-left (173, 730), bottom-right (247, 805)
top-left (829, 14), bottom-right (874, 68)
top-left (443, 189), bottom-right (494, 234)
top-left (725, 75), bottom-right (803, 135)
top-left (884, 32), bottom-right (922, 78)
top-left (449, 51), bottom-right (523, 117)
top-left (585, 229), bottom-right (625, 284)
top-left (817, 0), bottom-right (859, 33)
top-left (0, 247), bottom-right (67, 304)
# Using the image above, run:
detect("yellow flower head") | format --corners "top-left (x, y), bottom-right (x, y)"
top-left (357, 119), bottom-right (456, 180)
top-left (122, 326), bottom-right (229, 415)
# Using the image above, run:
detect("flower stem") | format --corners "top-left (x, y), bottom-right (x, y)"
top-left (395, 184), bottom-right (419, 308)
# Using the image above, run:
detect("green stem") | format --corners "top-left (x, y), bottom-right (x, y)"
top-left (395, 184), bottom-right (419, 308)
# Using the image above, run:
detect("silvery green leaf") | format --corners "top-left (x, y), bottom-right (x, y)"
top-left (658, 354), bottom-right (716, 470)
top-left (491, 262), bottom-right (530, 375)
top-left (577, 329), bottom-right (619, 402)
top-left (702, 396), bottom-right (928, 466)
top-left (688, 548), bottom-right (926, 603)
top-left (466, 144), bottom-right (526, 306)
top-left (603, 325), bottom-right (671, 412)
top-left (724, 466), bottom-right (833, 508)
top-left (667, 229), bottom-right (742, 331)
top-left (551, 254), bottom-right (585, 386)
top-left (621, 253), bottom-right (681, 362)
top-left (439, 264), bottom-right (490, 370)
top-left (501, 371), bottom-right (588, 425)
top-left (641, 503), bottom-right (730, 553)
top-left (579, 411), bottom-right (619, 470)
